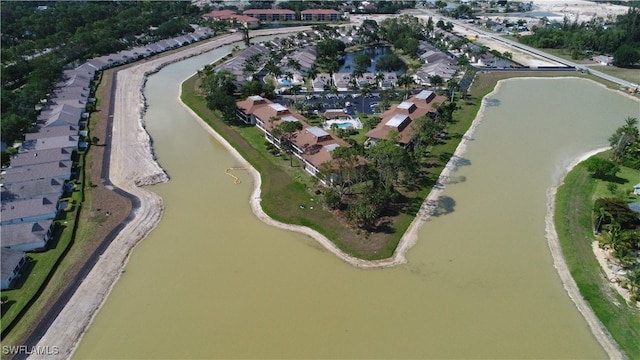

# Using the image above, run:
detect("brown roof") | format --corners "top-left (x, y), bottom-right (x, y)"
top-left (236, 96), bottom-right (306, 133)
top-left (301, 9), bottom-right (341, 15)
top-left (203, 10), bottom-right (236, 18)
top-left (366, 91), bottom-right (446, 144)
top-left (237, 96), bottom-right (358, 171)
top-left (292, 127), bottom-right (351, 170)
top-left (204, 10), bottom-right (260, 23)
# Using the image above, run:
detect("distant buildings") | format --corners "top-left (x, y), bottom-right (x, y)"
top-left (205, 8), bottom-right (342, 28)
top-left (203, 9), bottom-right (260, 29)
top-left (244, 9), bottom-right (296, 22)
top-left (301, 9), bottom-right (341, 21)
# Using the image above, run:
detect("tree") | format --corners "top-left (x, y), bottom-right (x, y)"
top-left (613, 44), bottom-right (640, 67)
top-left (323, 187), bottom-right (342, 210)
top-left (609, 117), bottom-right (639, 168)
top-left (584, 157), bottom-right (620, 179)
top-left (354, 53), bottom-right (371, 72)
top-left (367, 139), bottom-right (411, 190)
top-left (1, 114), bottom-right (32, 145)
top-left (272, 120), bottom-right (303, 167)
top-left (428, 74), bottom-right (444, 92)
top-left (347, 194), bottom-right (380, 229)
top-left (594, 197), bottom-right (640, 230)
top-left (396, 74), bottom-right (414, 99)
top-left (201, 70), bottom-right (237, 123)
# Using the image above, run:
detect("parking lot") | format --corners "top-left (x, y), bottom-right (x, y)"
top-left (276, 92), bottom-right (383, 116)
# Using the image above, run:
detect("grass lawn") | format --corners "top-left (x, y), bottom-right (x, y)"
top-left (591, 152), bottom-right (640, 203)
top-left (588, 65), bottom-right (640, 87)
top-left (555, 154), bottom-right (640, 359)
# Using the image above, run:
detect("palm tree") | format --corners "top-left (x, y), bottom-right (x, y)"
top-left (360, 83), bottom-right (371, 113)
top-left (375, 72), bottom-right (385, 89)
top-left (290, 84), bottom-right (302, 104)
top-left (396, 74), bottom-right (414, 99)
top-left (429, 74), bottom-right (444, 93)
top-left (446, 78), bottom-right (459, 101)
top-left (622, 116), bottom-right (639, 138)
top-left (287, 58), bottom-right (302, 72)
top-left (626, 267), bottom-right (640, 301)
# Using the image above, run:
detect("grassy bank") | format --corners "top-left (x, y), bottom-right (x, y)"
top-left (181, 70), bottom-right (615, 260)
top-left (555, 152), bottom-right (640, 359)
top-left (181, 69), bottom-right (496, 259)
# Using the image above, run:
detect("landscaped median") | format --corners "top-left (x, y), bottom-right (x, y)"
top-left (554, 151), bottom-right (640, 359)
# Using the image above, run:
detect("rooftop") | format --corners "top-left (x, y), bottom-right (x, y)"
top-left (416, 90), bottom-right (435, 100)
top-left (386, 114), bottom-right (409, 127)
top-left (1, 220), bottom-right (53, 248)
top-left (307, 127), bottom-right (330, 138)
top-left (1, 248), bottom-right (25, 285)
top-left (269, 103), bottom-right (288, 112)
top-left (397, 101), bottom-right (414, 110)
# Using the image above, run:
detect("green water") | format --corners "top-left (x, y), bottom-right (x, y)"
top-left (73, 50), bottom-right (639, 359)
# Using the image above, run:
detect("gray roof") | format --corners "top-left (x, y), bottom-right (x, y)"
top-left (10, 147), bottom-right (73, 167)
top-left (20, 136), bottom-right (79, 152)
top-left (37, 104), bottom-right (83, 127)
top-left (0, 196), bottom-right (58, 224)
top-left (1, 220), bottom-right (53, 248)
top-left (1, 177), bottom-right (66, 201)
top-left (1, 248), bottom-right (25, 284)
top-left (307, 127), bottom-right (330, 138)
top-left (25, 126), bottom-right (79, 140)
top-left (1, 161), bottom-right (73, 184)
top-left (416, 90), bottom-right (435, 99)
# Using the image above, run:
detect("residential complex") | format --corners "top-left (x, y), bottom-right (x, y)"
top-left (236, 95), bottom-right (352, 177)
top-left (0, 26), bottom-right (215, 290)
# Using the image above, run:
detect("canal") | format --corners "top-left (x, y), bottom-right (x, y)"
top-left (73, 45), bottom-right (638, 358)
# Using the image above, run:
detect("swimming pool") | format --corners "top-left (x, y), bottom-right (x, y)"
top-left (279, 79), bottom-right (291, 85)
top-left (336, 122), bottom-right (354, 129)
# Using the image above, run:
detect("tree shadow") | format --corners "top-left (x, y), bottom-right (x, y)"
top-left (372, 218), bottom-right (396, 234)
top-left (431, 195), bottom-right (456, 217)
top-left (1, 298), bottom-right (15, 317)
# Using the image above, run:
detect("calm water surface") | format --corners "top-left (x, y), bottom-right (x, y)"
top-left (74, 46), bottom-right (639, 358)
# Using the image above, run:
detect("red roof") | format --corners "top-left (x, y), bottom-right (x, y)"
top-left (300, 9), bottom-right (340, 15)
top-left (203, 10), bottom-right (236, 18)
top-left (203, 10), bottom-right (259, 23)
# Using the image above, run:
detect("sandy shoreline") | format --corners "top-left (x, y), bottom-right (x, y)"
top-left (28, 36), bottom-right (633, 359)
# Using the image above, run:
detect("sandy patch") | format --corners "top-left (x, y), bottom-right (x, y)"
top-left (592, 241), bottom-right (636, 305)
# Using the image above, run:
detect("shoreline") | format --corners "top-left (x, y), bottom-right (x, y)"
top-left (26, 37), bottom-right (635, 358)
top-left (544, 145), bottom-right (624, 359)
top-left (26, 27), bottom-right (311, 360)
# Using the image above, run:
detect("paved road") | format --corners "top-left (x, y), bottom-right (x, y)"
top-left (411, 8), bottom-right (639, 89)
